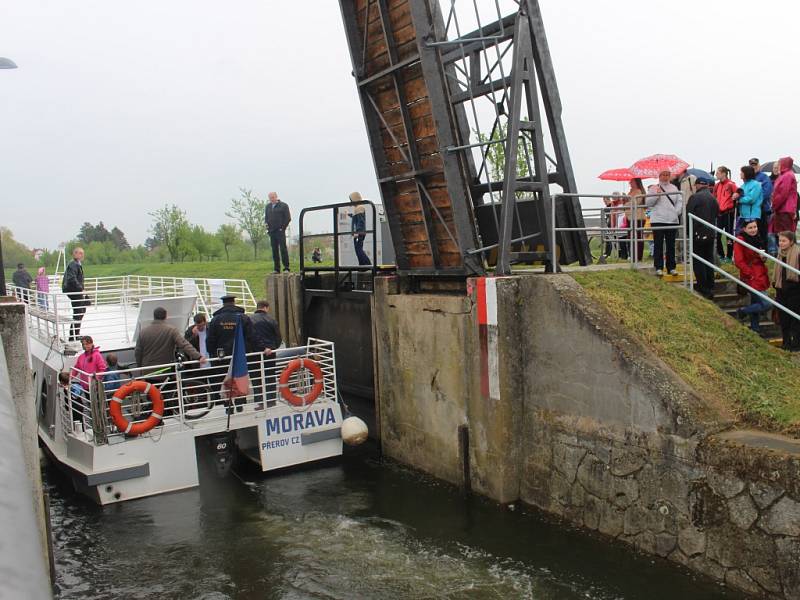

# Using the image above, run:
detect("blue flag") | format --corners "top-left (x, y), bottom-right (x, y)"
top-left (221, 315), bottom-right (251, 399)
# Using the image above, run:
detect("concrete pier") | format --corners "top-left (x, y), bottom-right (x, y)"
top-left (0, 300), bottom-right (51, 598)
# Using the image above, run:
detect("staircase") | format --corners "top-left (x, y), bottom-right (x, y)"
top-left (663, 269), bottom-right (783, 347)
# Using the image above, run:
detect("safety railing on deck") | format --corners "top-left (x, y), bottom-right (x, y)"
top-left (60, 338), bottom-right (336, 444)
top-left (688, 214), bottom-right (800, 323)
top-left (8, 275), bottom-right (256, 350)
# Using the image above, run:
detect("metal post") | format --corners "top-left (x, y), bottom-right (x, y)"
top-left (550, 193), bottom-right (558, 274)
top-left (0, 230), bottom-right (6, 296)
top-left (333, 206), bottom-right (340, 285)
top-left (259, 354), bottom-right (266, 411)
top-left (175, 367), bottom-right (184, 428)
top-left (682, 197), bottom-right (688, 280)
top-left (688, 216), bottom-right (694, 292)
top-left (631, 197), bottom-right (641, 269)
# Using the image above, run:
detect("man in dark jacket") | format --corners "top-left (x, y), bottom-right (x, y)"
top-left (135, 307), bottom-right (205, 415)
top-left (62, 247), bottom-right (87, 341)
top-left (184, 313), bottom-right (209, 360)
top-left (265, 191), bottom-right (291, 273)
top-left (12, 263), bottom-right (32, 303)
top-left (206, 295), bottom-right (253, 358)
top-left (207, 294), bottom-right (253, 411)
top-left (251, 300), bottom-right (282, 354)
top-left (250, 300), bottom-right (282, 403)
top-left (136, 307), bottom-right (204, 368)
top-left (686, 176), bottom-right (720, 299)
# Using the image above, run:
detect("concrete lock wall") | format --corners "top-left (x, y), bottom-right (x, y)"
top-left (373, 274), bottom-right (800, 599)
top-left (0, 300), bottom-right (52, 598)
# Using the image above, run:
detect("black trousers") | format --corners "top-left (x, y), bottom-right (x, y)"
top-left (68, 293), bottom-right (88, 341)
top-left (354, 233), bottom-right (371, 265)
top-left (269, 230), bottom-right (290, 272)
top-left (692, 239), bottom-right (715, 296)
top-left (652, 224), bottom-right (677, 271)
top-left (777, 289), bottom-right (800, 350)
top-left (716, 211), bottom-right (735, 258)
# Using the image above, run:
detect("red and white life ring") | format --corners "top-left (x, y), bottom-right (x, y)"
top-left (109, 380), bottom-right (164, 435)
top-left (278, 358), bottom-right (324, 407)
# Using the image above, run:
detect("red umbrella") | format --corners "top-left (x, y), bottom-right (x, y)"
top-left (629, 154), bottom-right (689, 178)
top-left (598, 167), bottom-right (637, 181)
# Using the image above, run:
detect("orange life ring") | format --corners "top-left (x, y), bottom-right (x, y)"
top-left (278, 358), bottom-right (324, 407)
top-left (110, 381), bottom-right (164, 435)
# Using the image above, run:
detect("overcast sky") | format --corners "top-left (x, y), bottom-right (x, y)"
top-left (2, 0), bottom-right (799, 249)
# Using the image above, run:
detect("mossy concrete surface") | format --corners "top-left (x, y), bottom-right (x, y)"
top-left (572, 269), bottom-right (800, 433)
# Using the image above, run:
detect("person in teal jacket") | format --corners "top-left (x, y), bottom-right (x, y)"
top-left (734, 165), bottom-right (763, 233)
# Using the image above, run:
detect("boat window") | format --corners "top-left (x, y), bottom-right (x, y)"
top-left (40, 379), bottom-right (48, 418)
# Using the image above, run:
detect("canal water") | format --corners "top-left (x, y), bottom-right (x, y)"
top-left (48, 445), bottom-right (747, 600)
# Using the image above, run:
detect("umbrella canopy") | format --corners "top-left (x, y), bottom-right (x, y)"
top-left (686, 168), bottom-right (713, 180)
top-left (760, 161), bottom-right (800, 175)
top-left (629, 154), bottom-right (689, 178)
top-left (598, 167), bottom-right (638, 182)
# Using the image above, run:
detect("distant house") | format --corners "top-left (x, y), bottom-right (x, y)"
top-left (32, 249), bottom-right (44, 261)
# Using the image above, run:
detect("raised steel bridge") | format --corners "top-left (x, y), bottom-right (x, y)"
top-left (338, 0), bottom-right (590, 277)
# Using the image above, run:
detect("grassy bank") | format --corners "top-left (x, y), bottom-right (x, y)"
top-left (572, 269), bottom-right (800, 433)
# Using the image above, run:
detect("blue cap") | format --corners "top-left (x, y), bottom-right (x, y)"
top-left (696, 175), bottom-right (714, 186)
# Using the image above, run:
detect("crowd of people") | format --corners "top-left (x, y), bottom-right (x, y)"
top-left (61, 293), bottom-right (284, 417)
top-left (601, 157), bottom-right (800, 350)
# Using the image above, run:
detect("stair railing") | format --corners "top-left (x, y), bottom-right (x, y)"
top-left (687, 214), bottom-right (800, 323)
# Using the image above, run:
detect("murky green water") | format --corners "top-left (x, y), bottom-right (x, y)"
top-left (48, 445), bottom-right (747, 599)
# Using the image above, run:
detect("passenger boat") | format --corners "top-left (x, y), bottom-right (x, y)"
top-left (11, 274), bottom-right (346, 505)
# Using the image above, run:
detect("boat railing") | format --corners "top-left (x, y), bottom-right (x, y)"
top-left (8, 275), bottom-right (257, 350)
top-left (60, 338), bottom-right (337, 445)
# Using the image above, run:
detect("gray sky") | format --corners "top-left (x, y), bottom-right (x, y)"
top-left (2, 1), bottom-right (799, 249)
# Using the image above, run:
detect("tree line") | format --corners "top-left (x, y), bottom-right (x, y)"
top-left (9, 188), bottom-right (277, 267)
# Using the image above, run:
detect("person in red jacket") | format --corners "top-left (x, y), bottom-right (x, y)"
top-left (734, 220), bottom-right (772, 332)
top-left (768, 157), bottom-right (798, 255)
top-left (714, 166), bottom-right (737, 262)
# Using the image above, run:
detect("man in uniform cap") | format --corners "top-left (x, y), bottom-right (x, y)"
top-left (206, 294), bottom-right (254, 411)
top-left (206, 294), bottom-right (253, 357)
top-left (686, 175), bottom-right (720, 299)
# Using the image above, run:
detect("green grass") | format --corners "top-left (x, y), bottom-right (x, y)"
top-left (572, 269), bottom-right (800, 433)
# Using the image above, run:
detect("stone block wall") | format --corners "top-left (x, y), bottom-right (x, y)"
top-left (522, 414), bottom-right (800, 599)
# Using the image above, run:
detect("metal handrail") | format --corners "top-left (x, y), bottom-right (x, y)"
top-left (688, 214), bottom-right (800, 324)
top-left (63, 339), bottom-right (338, 444)
top-left (299, 200), bottom-right (378, 292)
top-left (552, 192), bottom-right (689, 283)
top-left (10, 275), bottom-right (256, 350)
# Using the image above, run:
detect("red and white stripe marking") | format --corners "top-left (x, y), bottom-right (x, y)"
top-left (476, 277), bottom-right (499, 401)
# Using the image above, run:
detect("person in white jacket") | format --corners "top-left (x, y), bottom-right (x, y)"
top-left (646, 170), bottom-right (683, 276)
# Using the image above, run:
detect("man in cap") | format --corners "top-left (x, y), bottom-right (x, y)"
top-left (207, 294), bottom-right (254, 411)
top-left (206, 294), bottom-right (253, 358)
top-left (686, 175), bottom-right (720, 299)
top-left (264, 191), bottom-right (292, 273)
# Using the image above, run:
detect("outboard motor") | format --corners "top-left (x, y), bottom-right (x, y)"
top-left (208, 431), bottom-right (236, 478)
